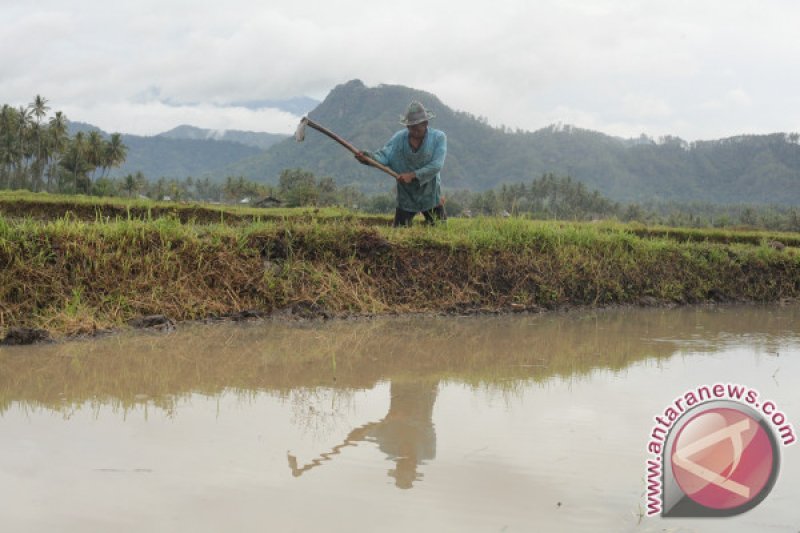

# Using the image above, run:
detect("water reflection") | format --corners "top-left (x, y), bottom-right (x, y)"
top-left (2, 304), bottom-right (799, 532)
top-left (1, 304), bottom-right (798, 415)
top-left (289, 380), bottom-right (438, 489)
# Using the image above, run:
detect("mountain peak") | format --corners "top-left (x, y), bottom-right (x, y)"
top-left (330, 79), bottom-right (367, 93)
top-left (310, 80), bottom-right (450, 133)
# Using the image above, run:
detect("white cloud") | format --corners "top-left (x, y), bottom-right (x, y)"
top-left (3, 0), bottom-right (800, 140)
top-left (58, 100), bottom-right (299, 136)
top-left (700, 88), bottom-right (753, 110)
top-left (622, 94), bottom-right (673, 119)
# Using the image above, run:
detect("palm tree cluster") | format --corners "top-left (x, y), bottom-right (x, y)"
top-left (0, 95), bottom-right (127, 194)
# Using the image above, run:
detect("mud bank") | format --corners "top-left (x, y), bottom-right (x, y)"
top-left (2, 211), bottom-right (800, 342)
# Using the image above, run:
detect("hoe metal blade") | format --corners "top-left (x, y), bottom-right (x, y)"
top-left (294, 117), bottom-right (308, 142)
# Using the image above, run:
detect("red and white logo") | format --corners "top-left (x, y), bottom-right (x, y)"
top-left (661, 401), bottom-right (781, 517)
top-left (671, 407), bottom-right (775, 510)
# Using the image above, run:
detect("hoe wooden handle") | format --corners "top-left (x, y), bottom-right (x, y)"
top-left (303, 118), bottom-right (400, 179)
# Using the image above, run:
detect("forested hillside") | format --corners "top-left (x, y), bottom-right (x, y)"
top-left (118, 135), bottom-right (262, 179)
top-left (68, 122), bottom-right (263, 179)
top-left (58, 81), bottom-right (800, 204)
top-left (229, 80), bottom-right (800, 204)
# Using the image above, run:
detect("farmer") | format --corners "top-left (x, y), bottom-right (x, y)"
top-left (356, 101), bottom-right (447, 227)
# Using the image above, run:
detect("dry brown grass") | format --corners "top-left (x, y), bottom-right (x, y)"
top-left (1, 203), bottom-right (799, 338)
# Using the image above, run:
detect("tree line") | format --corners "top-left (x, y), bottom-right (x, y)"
top-left (84, 169), bottom-right (370, 209)
top-left (356, 173), bottom-right (800, 232)
top-left (0, 96), bottom-right (127, 194)
top-left (432, 174), bottom-right (800, 232)
top-left (76, 173), bottom-right (270, 203)
top-left (2, 95), bottom-right (797, 231)
top-left (132, 169), bottom-right (800, 231)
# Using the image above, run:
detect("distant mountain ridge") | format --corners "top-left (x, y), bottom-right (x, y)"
top-left (226, 80), bottom-right (800, 204)
top-left (67, 82), bottom-right (800, 204)
top-left (157, 125), bottom-right (287, 150)
top-left (68, 121), bottom-right (264, 179)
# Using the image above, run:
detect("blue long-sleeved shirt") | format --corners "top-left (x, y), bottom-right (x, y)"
top-left (369, 128), bottom-right (447, 212)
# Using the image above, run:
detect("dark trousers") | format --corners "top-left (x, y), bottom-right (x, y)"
top-left (393, 205), bottom-right (447, 227)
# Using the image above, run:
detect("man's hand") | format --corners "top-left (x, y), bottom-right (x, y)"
top-left (354, 151), bottom-right (373, 166)
top-left (397, 172), bottom-right (415, 184)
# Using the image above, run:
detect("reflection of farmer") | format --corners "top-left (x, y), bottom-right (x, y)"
top-left (288, 381), bottom-right (438, 489)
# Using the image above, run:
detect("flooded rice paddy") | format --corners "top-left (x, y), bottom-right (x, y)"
top-left (1, 305), bottom-right (799, 532)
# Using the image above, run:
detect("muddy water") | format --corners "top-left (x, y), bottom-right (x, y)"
top-left (1, 305), bottom-right (799, 532)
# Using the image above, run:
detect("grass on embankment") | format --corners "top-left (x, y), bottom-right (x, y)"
top-left (0, 190), bottom-right (389, 226)
top-left (1, 202), bottom-right (800, 338)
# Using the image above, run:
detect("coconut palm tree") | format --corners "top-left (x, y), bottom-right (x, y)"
top-left (27, 122), bottom-right (46, 191)
top-left (28, 95), bottom-right (50, 191)
top-left (65, 131), bottom-right (88, 193)
top-left (102, 132), bottom-right (127, 178)
top-left (121, 173), bottom-right (139, 197)
top-left (0, 104), bottom-right (17, 188)
top-left (47, 111), bottom-right (69, 191)
top-left (30, 95), bottom-right (49, 123)
top-left (14, 105), bottom-right (33, 186)
top-left (86, 130), bottom-right (104, 187)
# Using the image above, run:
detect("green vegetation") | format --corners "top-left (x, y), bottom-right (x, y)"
top-left (107, 168), bottom-right (369, 210)
top-left (441, 174), bottom-right (800, 232)
top-left (106, 130), bottom-right (262, 180)
top-left (1, 192), bottom-right (799, 339)
top-left (1, 96), bottom-right (127, 194)
top-left (0, 190), bottom-right (380, 226)
top-left (9, 162), bottom-right (798, 234)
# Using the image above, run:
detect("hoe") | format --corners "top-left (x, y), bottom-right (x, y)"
top-left (294, 117), bottom-right (399, 179)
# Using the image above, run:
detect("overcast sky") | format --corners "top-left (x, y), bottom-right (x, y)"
top-left (3, 0), bottom-right (799, 140)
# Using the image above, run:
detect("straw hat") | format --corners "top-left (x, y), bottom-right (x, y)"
top-left (400, 101), bottom-right (436, 126)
